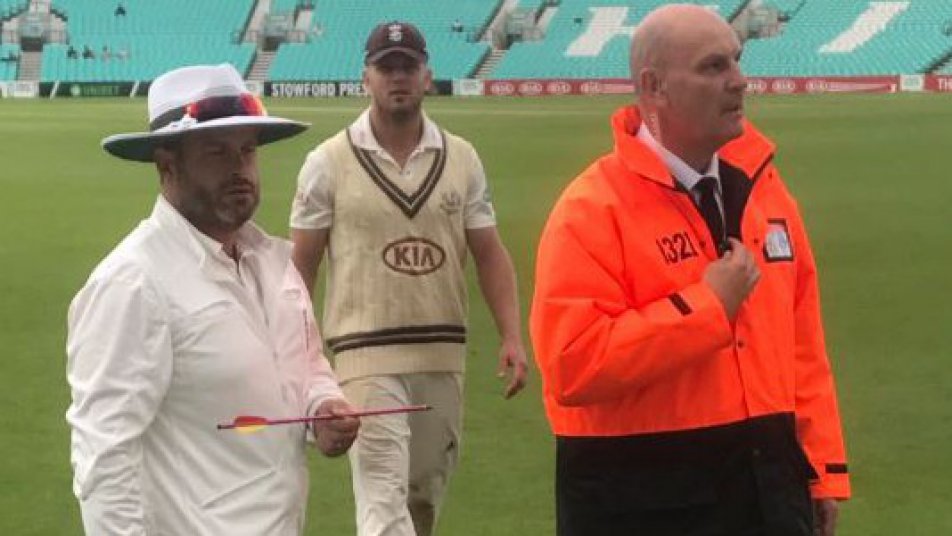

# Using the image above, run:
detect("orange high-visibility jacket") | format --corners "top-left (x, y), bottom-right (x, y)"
top-left (531, 106), bottom-right (850, 499)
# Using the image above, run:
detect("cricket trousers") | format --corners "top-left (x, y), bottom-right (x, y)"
top-left (343, 372), bottom-right (463, 536)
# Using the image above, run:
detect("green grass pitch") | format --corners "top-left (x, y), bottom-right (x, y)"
top-left (1, 93), bottom-right (950, 534)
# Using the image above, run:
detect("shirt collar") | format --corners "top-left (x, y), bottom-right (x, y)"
top-left (348, 108), bottom-right (442, 155)
top-left (636, 124), bottom-right (720, 192)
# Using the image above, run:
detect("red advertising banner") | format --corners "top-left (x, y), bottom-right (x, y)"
top-left (483, 78), bottom-right (634, 96)
top-left (480, 76), bottom-right (913, 96)
top-left (744, 76), bottom-right (899, 94)
top-left (923, 75), bottom-right (952, 92)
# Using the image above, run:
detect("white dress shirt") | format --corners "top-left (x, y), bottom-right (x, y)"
top-left (67, 196), bottom-right (344, 535)
top-left (637, 124), bottom-right (725, 218)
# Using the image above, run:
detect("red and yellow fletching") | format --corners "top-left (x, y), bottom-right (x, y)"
top-left (229, 416), bottom-right (268, 434)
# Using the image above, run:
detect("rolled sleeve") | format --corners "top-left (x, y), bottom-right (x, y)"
top-left (463, 145), bottom-right (496, 229)
top-left (66, 268), bottom-right (172, 534)
top-left (290, 146), bottom-right (334, 230)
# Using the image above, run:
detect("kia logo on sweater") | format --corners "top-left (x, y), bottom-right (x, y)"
top-left (382, 237), bottom-right (445, 275)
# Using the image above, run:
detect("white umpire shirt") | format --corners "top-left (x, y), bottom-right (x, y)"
top-left (66, 195), bottom-right (344, 535)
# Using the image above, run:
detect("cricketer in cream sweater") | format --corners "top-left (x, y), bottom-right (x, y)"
top-left (288, 22), bottom-right (528, 536)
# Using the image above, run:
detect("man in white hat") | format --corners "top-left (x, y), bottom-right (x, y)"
top-left (66, 63), bottom-right (359, 535)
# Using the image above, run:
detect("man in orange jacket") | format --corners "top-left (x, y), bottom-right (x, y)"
top-left (530, 5), bottom-right (850, 536)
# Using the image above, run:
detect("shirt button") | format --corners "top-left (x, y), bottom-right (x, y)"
top-left (737, 340), bottom-right (745, 349)
top-left (752, 448), bottom-right (761, 457)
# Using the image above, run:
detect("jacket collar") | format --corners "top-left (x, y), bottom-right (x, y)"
top-left (636, 124), bottom-right (720, 193)
top-left (610, 105), bottom-right (775, 187)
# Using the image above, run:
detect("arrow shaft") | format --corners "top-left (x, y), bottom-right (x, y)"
top-left (218, 404), bottom-right (431, 430)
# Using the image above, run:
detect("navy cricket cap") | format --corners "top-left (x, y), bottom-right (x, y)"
top-left (365, 21), bottom-right (428, 65)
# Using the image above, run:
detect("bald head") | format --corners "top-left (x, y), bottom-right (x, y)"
top-left (627, 4), bottom-right (747, 171)
top-left (630, 4), bottom-right (736, 94)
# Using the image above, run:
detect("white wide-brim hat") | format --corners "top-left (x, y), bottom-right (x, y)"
top-left (102, 63), bottom-right (308, 162)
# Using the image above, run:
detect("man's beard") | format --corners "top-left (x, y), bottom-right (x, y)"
top-left (389, 97), bottom-right (422, 123)
top-left (177, 177), bottom-right (258, 238)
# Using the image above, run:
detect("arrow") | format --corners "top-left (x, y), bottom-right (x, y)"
top-left (217, 404), bottom-right (432, 433)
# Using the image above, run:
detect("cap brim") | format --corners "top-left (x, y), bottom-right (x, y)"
top-left (101, 116), bottom-right (310, 162)
top-left (366, 47), bottom-right (428, 65)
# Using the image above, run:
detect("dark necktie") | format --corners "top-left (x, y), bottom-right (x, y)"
top-left (695, 177), bottom-right (726, 254)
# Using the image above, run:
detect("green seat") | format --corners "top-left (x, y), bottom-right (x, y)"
top-left (494, 0), bottom-right (744, 79)
top-left (1, 43), bottom-right (20, 80)
top-left (743, 0), bottom-right (952, 76)
top-left (269, 0), bottom-right (496, 81)
top-left (43, 0), bottom-right (256, 82)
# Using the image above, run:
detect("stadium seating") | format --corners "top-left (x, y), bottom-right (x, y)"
top-left (516, 0), bottom-right (549, 12)
top-left (1, 0), bottom-right (26, 17)
top-left (742, 0), bottom-right (952, 76)
top-left (492, 0), bottom-right (746, 79)
top-left (935, 58), bottom-right (952, 74)
top-left (271, 0), bottom-right (303, 14)
top-left (43, 37), bottom-right (254, 84)
top-left (1, 43), bottom-right (19, 80)
top-left (759, 0), bottom-right (805, 19)
top-left (27, 0), bottom-right (952, 82)
top-left (268, 0), bottom-right (496, 81)
top-left (1, 0), bottom-right (26, 19)
top-left (41, 0), bottom-right (256, 82)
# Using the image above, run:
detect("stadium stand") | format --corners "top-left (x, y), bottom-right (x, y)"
top-left (742, 0), bottom-right (952, 76)
top-left (1, 43), bottom-right (19, 80)
top-left (0, 0), bottom-right (28, 47)
top-left (22, 0), bottom-right (952, 82)
top-left (268, 0), bottom-right (496, 81)
top-left (271, 0), bottom-right (304, 13)
top-left (516, 0), bottom-right (549, 12)
top-left (492, 0), bottom-right (746, 79)
top-left (1, 0), bottom-right (27, 17)
top-left (759, 0), bottom-right (805, 19)
top-left (41, 0), bottom-right (255, 82)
